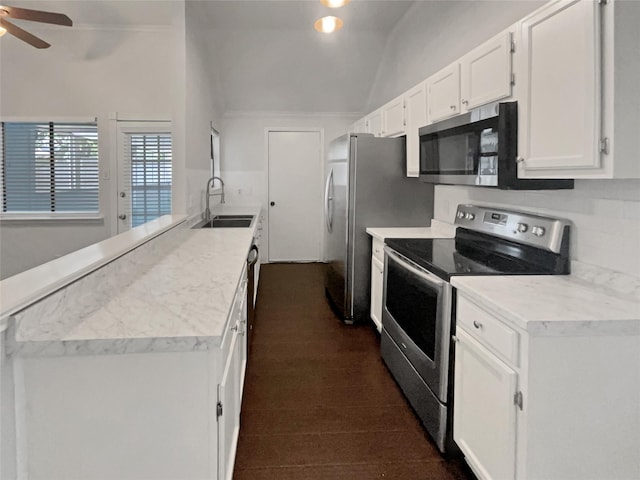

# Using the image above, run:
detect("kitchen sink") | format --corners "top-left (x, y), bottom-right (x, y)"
top-left (192, 215), bottom-right (254, 229)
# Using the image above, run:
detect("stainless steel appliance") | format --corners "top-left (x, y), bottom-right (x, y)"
top-left (381, 204), bottom-right (571, 452)
top-left (246, 242), bottom-right (259, 358)
top-left (324, 133), bottom-right (434, 324)
top-left (419, 102), bottom-right (573, 190)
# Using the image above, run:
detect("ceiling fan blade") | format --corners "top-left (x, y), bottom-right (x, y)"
top-left (0, 17), bottom-right (50, 49)
top-left (0, 5), bottom-right (72, 26)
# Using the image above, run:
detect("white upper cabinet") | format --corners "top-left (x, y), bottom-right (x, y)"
top-left (366, 109), bottom-right (384, 137)
top-left (350, 117), bottom-right (367, 134)
top-left (382, 95), bottom-right (406, 137)
top-left (518, 0), bottom-right (640, 179)
top-left (517, 0), bottom-right (601, 176)
top-left (427, 63), bottom-right (461, 123)
top-left (405, 82), bottom-right (428, 177)
top-left (461, 31), bottom-right (513, 112)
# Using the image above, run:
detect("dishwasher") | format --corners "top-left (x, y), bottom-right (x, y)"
top-left (246, 242), bottom-right (259, 357)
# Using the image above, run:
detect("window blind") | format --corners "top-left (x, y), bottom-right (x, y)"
top-left (124, 133), bottom-right (172, 228)
top-left (1, 122), bottom-right (99, 214)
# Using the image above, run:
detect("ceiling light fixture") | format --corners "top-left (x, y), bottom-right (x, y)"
top-left (314, 15), bottom-right (343, 34)
top-left (320, 0), bottom-right (351, 8)
top-left (0, 26), bottom-right (6, 37)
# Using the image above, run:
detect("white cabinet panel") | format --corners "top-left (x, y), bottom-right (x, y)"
top-left (366, 109), bottom-right (383, 137)
top-left (454, 328), bottom-right (517, 480)
top-left (218, 327), bottom-right (241, 480)
top-left (350, 117), bottom-right (367, 134)
top-left (370, 256), bottom-right (384, 333)
top-left (405, 83), bottom-right (428, 177)
top-left (518, 0), bottom-right (601, 173)
top-left (427, 63), bottom-right (460, 123)
top-left (382, 95), bottom-right (405, 137)
top-left (461, 32), bottom-right (513, 111)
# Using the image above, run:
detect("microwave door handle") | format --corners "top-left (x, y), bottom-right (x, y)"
top-left (384, 247), bottom-right (445, 288)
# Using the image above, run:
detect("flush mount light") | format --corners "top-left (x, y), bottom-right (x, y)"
top-left (320, 0), bottom-right (351, 7)
top-left (0, 26), bottom-right (6, 37)
top-left (314, 15), bottom-right (343, 34)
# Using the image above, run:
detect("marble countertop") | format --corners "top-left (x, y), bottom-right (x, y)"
top-left (452, 275), bottom-right (640, 336)
top-left (8, 205), bottom-right (262, 355)
top-left (366, 219), bottom-right (456, 240)
top-left (0, 214), bottom-right (188, 331)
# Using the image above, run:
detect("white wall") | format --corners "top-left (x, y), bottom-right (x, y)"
top-left (183, 5), bottom-right (224, 219)
top-left (367, 0), bottom-right (640, 278)
top-left (366, 0), bottom-right (545, 110)
top-left (0, 26), bottom-right (175, 279)
top-left (220, 113), bottom-right (355, 259)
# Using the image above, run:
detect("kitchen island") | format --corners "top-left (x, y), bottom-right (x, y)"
top-left (0, 205), bottom-right (262, 480)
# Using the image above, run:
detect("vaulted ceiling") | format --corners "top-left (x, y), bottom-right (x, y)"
top-left (5, 0), bottom-right (416, 114)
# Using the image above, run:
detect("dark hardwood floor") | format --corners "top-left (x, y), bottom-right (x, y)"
top-left (233, 263), bottom-right (475, 480)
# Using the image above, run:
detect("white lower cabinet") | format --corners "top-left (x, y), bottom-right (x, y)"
top-left (369, 237), bottom-right (385, 333)
top-left (453, 293), bottom-right (640, 480)
top-left (454, 328), bottom-right (517, 480)
top-left (12, 269), bottom-right (251, 480)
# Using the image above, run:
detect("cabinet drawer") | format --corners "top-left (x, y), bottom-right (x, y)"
top-left (372, 237), bottom-right (384, 262)
top-left (456, 295), bottom-right (519, 366)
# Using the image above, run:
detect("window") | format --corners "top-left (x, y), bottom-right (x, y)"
top-left (1, 121), bottom-right (99, 214)
top-left (128, 133), bottom-right (172, 227)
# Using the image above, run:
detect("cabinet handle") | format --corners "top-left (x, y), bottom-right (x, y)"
top-left (461, 99), bottom-right (468, 105)
top-left (450, 105), bottom-right (456, 110)
top-left (516, 157), bottom-right (525, 164)
top-left (473, 320), bottom-right (483, 329)
top-left (231, 325), bottom-right (238, 332)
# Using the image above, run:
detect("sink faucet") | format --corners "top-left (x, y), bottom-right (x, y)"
top-left (205, 176), bottom-right (225, 220)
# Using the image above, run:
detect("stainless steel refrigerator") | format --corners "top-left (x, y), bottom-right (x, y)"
top-left (324, 133), bottom-right (434, 323)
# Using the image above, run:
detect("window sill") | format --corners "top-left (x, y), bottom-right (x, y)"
top-left (0, 214), bottom-right (105, 226)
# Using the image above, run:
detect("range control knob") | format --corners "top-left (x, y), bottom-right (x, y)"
top-left (532, 226), bottom-right (546, 237)
top-left (457, 211), bottom-right (466, 219)
top-left (516, 223), bottom-right (528, 233)
top-left (465, 212), bottom-right (476, 220)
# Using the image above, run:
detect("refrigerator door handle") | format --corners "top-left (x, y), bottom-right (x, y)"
top-left (324, 168), bottom-right (334, 233)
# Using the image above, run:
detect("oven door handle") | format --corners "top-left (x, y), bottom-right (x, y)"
top-left (384, 246), bottom-right (445, 288)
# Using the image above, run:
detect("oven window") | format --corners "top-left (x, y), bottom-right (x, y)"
top-left (385, 257), bottom-right (439, 360)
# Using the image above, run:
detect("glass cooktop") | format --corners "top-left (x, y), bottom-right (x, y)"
top-left (384, 236), bottom-right (563, 281)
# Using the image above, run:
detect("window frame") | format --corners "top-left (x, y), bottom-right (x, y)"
top-left (0, 116), bottom-right (103, 223)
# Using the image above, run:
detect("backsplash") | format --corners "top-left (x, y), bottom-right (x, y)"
top-left (434, 180), bottom-right (640, 281)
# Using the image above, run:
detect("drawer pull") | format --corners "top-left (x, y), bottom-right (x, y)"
top-left (473, 320), bottom-right (483, 329)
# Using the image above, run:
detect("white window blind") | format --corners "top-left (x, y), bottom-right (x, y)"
top-left (123, 133), bottom-right (172, 228)
top-left (1, 121), bottom-right (99, 214)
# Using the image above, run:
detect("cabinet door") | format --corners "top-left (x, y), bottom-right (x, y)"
top-left (427, 63), bottom-right (461, 123)
top-left (454, 328), bottom-right (517, 480)
top-left (461, 32), bottom-right (512, 111)
top-left (405, 83), bottom-right (428, 177)
top-left (518, 0), bottom-right (601, 175)
top-left (351, 117), bottom-right (367, 134)
top-left (370, 256), bottom-right (384, 333)
top-left (367, 110), bottom-right (383, 137)
top-left (218, 327), bottom-right (241, 480)
top-left (383, 96), bottom-right (405, 137)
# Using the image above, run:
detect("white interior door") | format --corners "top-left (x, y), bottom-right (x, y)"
top-left (268, 130), bottom-right (322, 262)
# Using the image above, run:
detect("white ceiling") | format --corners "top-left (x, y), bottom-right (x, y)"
top-left (6, 0), bottom-right (417, 114)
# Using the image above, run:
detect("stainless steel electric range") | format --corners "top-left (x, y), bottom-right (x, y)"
top-left (381, 204), bottom-right (571, 453)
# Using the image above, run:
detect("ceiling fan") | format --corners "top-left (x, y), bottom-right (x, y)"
top-left (0, 4), bottom-right (72, 49)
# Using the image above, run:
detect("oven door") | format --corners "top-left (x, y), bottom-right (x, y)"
top-left (382, 246), bottom-right (452, 402)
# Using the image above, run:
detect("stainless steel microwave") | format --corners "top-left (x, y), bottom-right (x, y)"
top-left (418, 102), bottom-right (573, 190)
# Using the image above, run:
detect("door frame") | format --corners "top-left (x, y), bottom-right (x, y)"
top-left (263, 127), bottom-right (325, 263)
top-left (108, 112), bottom-right (170, 235)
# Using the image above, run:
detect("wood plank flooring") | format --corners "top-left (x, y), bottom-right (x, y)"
top-left (233, 263), bottom-right (475, 480)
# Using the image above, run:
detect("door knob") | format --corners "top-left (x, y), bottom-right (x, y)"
top-left (118, 214), bottom-right (127, 220)
top-left (270, 201), bottom-right (275, 206)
